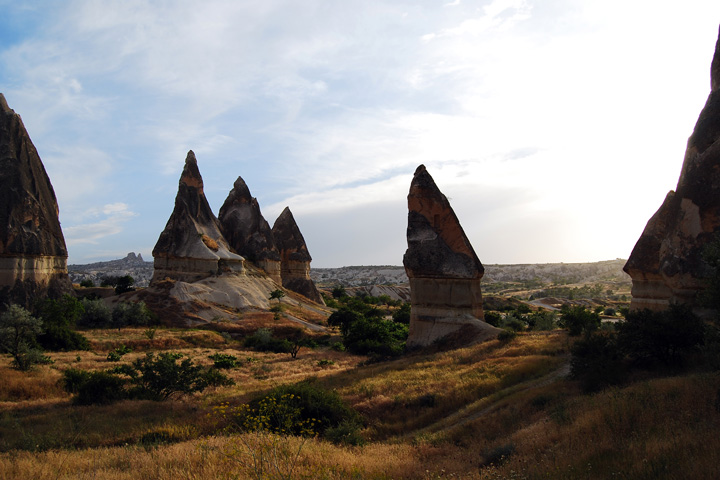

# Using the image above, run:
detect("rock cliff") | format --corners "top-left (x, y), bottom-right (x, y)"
top-left (403, 165), bottom-right (499, 347)
top-left (0, 93), bottom-right (72, 306)
top-left (624, 26), bottom-right (720, 312)
top-left (219, 176), bottom-right (282, 284)
top-left (151, 151), bottom-right (244, 283)
top-left (272, 207), bottom-right (324, 304)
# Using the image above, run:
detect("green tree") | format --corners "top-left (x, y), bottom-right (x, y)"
top-left (560, 305), bottom-right (601, 336)
top-left (331, 286), bottom-right (347, 299)
top-left (35, 296), bottom-right (90, 351)
top-left (392, 303), bottom-right (411, 324)
top-left (0, 305), bottom-right (49, 370)
top-left (617, 304), bottom-right (705, 366)
top-left (269, 289), bottom-right (285, 303)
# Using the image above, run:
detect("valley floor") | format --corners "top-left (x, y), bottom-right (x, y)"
top-left (1, 327), bottom-right (718, 479)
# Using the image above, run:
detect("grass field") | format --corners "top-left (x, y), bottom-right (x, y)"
top-left (1, 325), bottom-right (718, 479)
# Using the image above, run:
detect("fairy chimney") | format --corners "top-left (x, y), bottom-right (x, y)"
top-left (151, 151), bottom-right (244, 283)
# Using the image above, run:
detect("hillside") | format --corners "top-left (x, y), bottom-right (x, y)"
top-left (311, 259), bottom-right (630, 286)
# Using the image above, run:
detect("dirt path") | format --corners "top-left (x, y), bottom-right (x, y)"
top-left (282, 313), bottom-right (328, 332)
top-left (399, 357), bottom-right (571, 441)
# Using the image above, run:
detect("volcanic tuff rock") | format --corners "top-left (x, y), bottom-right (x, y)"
top-left (0, 93), bottom-right (72, 306)
top-left (219, 176), bottom-right (282, 284)
top-left (151, 151), bottom-right (244, 283)
top-left (403, 164), bottom-right (500, 347)
top-left (624, 26), bottom-right (720, 312)
top-left (272, 207), bottom-right (324, 304)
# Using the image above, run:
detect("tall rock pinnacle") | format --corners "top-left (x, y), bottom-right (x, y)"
top-left (0, 93), bottom-right (72, 306)
top-left (151, 151), bottom-right (244, 283)
top-left (272, 207), bottom-right (324, 304)
top-left (624, 25), bottom-right (720, 312)
top-left (403, 165), bottom-right (499, 347)
top-left (219, 176), bottom-right (282, 284)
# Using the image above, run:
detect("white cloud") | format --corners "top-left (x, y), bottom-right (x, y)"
top-left (64, 203), bottom-right (137, 246)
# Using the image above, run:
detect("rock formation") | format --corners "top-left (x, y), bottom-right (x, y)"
top-left (272, 207), bottom-right (324, 304)
top-left (403, 165), bottom-right (500, 347)
top-left (218, 176), bottom-right (282, 284)
top-left (0, 93), bottom-right (73, 307)
top-left (624, 26), bottom-right (720, 312)
top-left (151, 151), bottom-right (244, 283)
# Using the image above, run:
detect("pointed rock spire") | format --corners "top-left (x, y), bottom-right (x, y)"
top-left (0, 93), bottom-right (72, 306)
top-left (219, 176), bottom-right (281, 283)
top-left (151, 151), bottom-right (244, 283)
top-left (272, 207), bottom-right (324, 304)
top-left (625, 25), bottom-right (720, 312)
top-left (403, 165), bottom-right (498, 347)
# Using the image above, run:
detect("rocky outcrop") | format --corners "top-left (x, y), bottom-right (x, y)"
top-left (272, 207), bottom-right (324, 304)
top-left (0, 93), bottom-right (72, 307)
top-left (624, 26), bottom-right (720, 312)
top-left (151, 151), bottom-right (244, 283)
top-left (218, 176), bottom-right (282, 284)
top-left (403, 165), bottom-right (500, 347)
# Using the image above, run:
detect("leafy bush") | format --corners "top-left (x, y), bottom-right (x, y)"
top-left (504, 314), bottom-right (527, 332)
top-left (78, 298), bottom-right (111, 328)
top-left (250, 380), bottom-right (360, 439)
top-left (324, 418), bottom-right (365, 446)
top-left (38, 325), bottom-right (91, 352)
top-left (101, 275), bottom-right (135, 295)
top-left (559, 306), bottom-right (601, 336)
top-left (0, 305), bottom-right (48, 371)
top-left (497, 329), bottom-right (517, 343)
top-left (244, 328), bottom-right (293, 354)
top-left (570, 331), bottom-right (627, 392)
top-left (111, 301), bottom-right (153, 329)
top-left (327, 308), bottom-right (362, 336)
top-left (107, 344), bottom-right (132, 362)
top-left (62, 369), bottom-right (128, 405)
top-left (35, 296), bottom-right (91, 352)
top-left (617, 304), bottom-right (705, 366)
top-left (79, 279), bottom-right (94, 288)
top-left (484, 311), bottom-right (503, 327)
top-left (343, 317), bottom-right (408, 357)
top-left (528, 311), bottom-right (557, 331)
top-left (392, 303), bottom-right (411, 324)
top-left (114, 352), bottom-right (233, 401)
top-left (209, 353), bottom-right (241, 369)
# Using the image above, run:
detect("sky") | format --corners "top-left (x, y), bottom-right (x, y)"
top-left (1, 1), bottom-right (720, 268)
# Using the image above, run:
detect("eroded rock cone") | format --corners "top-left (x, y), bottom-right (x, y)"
top-left (0, 93), bottom-right (72, 307)
top-left (403, 165), bottom-right (499, 347)
top-left (272, 207), bottom-right (324, 304)
top-left (151, 151), bottom-right (244, 283)
top-left (219, 176), bottom-right (282, 284)
top-left (624, 25), bottom-right (720, 313)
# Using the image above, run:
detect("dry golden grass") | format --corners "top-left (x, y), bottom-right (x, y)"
top-left (2, 326), bottom-right (719, 479)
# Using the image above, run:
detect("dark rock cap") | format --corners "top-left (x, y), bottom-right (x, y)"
top-left (272, 207), bottom-right (312, 262)
top-left (219, 176), bottom-right (280, 262)
top-left (0, 93), bottom-right (68, 257)
top-left (403, 165), bottom-right (483, 279)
